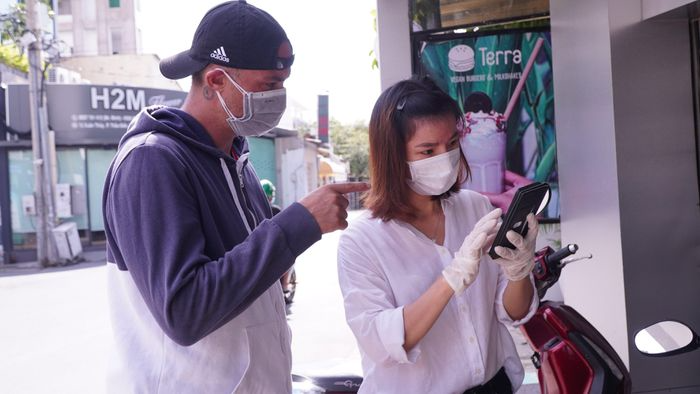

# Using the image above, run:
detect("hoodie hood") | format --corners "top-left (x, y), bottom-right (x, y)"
top-left (121, 106), bottom-right (247, 161)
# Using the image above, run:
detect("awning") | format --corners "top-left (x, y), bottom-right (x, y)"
top-left (319, 157), bottom-right (347, 181)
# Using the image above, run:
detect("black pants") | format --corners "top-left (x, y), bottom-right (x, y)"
top-left (462, 367), bottom-right (512, 394)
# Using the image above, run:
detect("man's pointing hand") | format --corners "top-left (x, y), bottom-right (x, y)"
top-left (299, 182), bottom-right (370, 233)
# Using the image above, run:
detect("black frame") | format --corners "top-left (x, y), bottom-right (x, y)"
top-left (691, 18), bottom-right (700, 205)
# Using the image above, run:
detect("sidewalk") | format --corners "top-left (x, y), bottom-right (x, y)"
top-left (0, 251), bottom-right (112, 393)
top-left (0, 249), bottom-right (107, 277)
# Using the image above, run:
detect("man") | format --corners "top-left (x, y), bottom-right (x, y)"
top-left (103, 2), bottom-right (368, 392)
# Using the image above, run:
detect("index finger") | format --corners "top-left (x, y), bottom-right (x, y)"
top-left (476, 208), bottom-right (502, 226)
top-left (525, 213), bottom-right (539, 240)
top-left (326, 182), bottom-right (370, 194)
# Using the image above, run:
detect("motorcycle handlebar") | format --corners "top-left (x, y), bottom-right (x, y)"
top-left (546, 244), bottom-right (579, 266)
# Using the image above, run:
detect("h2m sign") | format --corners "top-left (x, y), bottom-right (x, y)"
top-left (90, 87), bottom-right (146, 111)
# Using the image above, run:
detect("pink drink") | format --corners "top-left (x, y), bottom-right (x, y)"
top-left (460, 111), bottom-right (506, 194)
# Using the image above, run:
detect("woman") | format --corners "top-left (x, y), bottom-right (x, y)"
top-left (337, 78), bottom-right (539, 394)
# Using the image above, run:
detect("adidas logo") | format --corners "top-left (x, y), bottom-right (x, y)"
top-left (210, 46), bottom-right (229, 63)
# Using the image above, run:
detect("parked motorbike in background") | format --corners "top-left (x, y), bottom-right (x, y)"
top-left (260, 179), bottom-right (297, 305)
top-left (282, 267), bottom-right (297, 305)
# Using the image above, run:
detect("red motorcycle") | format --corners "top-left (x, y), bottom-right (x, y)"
top-left (292, 241), bottom-right (700, 393)
top-left (292, 243), bottom-right (629, 393)
top-left (520, 243), bottom-right (631, 393)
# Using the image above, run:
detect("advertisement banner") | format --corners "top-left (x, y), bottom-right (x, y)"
top-left (418, 30), bottom-right (559, 220)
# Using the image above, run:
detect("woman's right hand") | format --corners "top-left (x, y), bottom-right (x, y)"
top-left (441, 208), bottom-right (502, 294)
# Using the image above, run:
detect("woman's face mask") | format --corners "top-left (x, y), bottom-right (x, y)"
top-left (215, 68), bottom-right (286, 137)
top-left (406, 148), bottom-right (460, 196)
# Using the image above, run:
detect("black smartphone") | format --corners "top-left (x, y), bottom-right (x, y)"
top-left (488, 182), bottom-right (551, 259)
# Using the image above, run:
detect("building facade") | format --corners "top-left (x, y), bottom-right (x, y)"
top-left (56, 0), bottom-right (142, 56)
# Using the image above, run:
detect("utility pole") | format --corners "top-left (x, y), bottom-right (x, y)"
top-left (25, 0), bottom-right (57, 266)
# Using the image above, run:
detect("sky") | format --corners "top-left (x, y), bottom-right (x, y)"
top-left (139, 0), bottom-right (381, 125)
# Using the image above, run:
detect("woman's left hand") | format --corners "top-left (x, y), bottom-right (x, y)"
top-left (492, 213), bottom-right (538, 281)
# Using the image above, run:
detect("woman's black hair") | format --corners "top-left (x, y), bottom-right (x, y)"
top-left (365, 76), bottom-right (470, 220)
top-left (392, 76), bottom-right (465, 131)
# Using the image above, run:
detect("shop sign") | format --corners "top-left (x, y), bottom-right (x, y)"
top-left (6, 84), bottom-right (186, 144)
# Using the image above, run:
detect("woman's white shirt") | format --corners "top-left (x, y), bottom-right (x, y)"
top-left (337, 190), bottom-right (537, 394)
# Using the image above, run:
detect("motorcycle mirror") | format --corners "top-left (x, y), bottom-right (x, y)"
top-left (535, 189), bottom-right (551, 215)
top-left (634, 320), bottom-right (700, 357)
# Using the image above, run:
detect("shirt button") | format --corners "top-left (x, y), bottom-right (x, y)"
top-left (475, 368), bottom-right (482, 375)
top-left (460, 304), bottom-right (467, 312)
top-left (469, 336), bottom-right (475, 344)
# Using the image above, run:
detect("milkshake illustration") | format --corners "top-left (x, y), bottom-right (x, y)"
top-left (460, 92), bottom-right (506, 194)
top-left (459, 37), bottom-right (545, 195)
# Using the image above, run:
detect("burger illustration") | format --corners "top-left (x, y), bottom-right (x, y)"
top-left (448, 45), bottom-right (475, 72)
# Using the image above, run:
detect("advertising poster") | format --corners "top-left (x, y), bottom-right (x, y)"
top-left (418, 30), bottom-right (559, 221)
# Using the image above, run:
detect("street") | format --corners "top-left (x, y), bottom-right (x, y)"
top-left (0, 210), bottom-right (537, 393)
top-left (0, 213), bottom-right (363, 393)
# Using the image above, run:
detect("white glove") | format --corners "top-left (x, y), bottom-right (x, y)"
top-left (493, 213), bottom-right (538, 281)
top-left (442, 208), bottom-right (502, 294)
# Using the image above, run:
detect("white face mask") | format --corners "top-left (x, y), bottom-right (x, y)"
top-left (407, 148), bottom-right (461, 196)
top-left (215, 68), bottom-right (286, 137)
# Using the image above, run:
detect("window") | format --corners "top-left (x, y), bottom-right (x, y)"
top-left (58, 0), bottom-right (72, 15)
top-left (110, 28), bottom-right (122, 54)
top-left (109, 0), bottom-right (120, 8)
top-left (410, 0), bottom-right (549, 32)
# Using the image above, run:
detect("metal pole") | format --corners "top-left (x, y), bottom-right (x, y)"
top-left (26, 0), bottom-right (56, 266)
top-left (26, 0), bottom-right (47, 266)
top-left (40, 108), bottom-right (58, 263)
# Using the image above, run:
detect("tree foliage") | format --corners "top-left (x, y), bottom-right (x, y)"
top-left (1, 3), bottom-right (27, 44)
top-left (329, 118), bottom-right (370, 179)
top-left (0, 43), bottom-right (28, 72)
top-left (0, 0), bottom-right (56, 73)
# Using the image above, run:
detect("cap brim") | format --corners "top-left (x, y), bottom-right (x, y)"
top-left (159, 50), bottom-right (208, 80)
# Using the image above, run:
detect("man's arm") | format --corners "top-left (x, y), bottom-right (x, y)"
top-left (106, 145), bottom-right (321, 346)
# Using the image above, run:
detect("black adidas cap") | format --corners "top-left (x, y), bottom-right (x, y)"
top-left (159, 1), bottom-right (294, 80)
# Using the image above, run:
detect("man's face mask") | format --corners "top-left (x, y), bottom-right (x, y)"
top-left (406, 148), bottom-right (460, 196)
top-left (215, 68), bottom-right (287, 137)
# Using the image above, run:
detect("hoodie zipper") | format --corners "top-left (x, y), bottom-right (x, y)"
top-left (235, 153), bottom-right (259, 228)
top-left (220, 157), bottom-right (256, 234)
